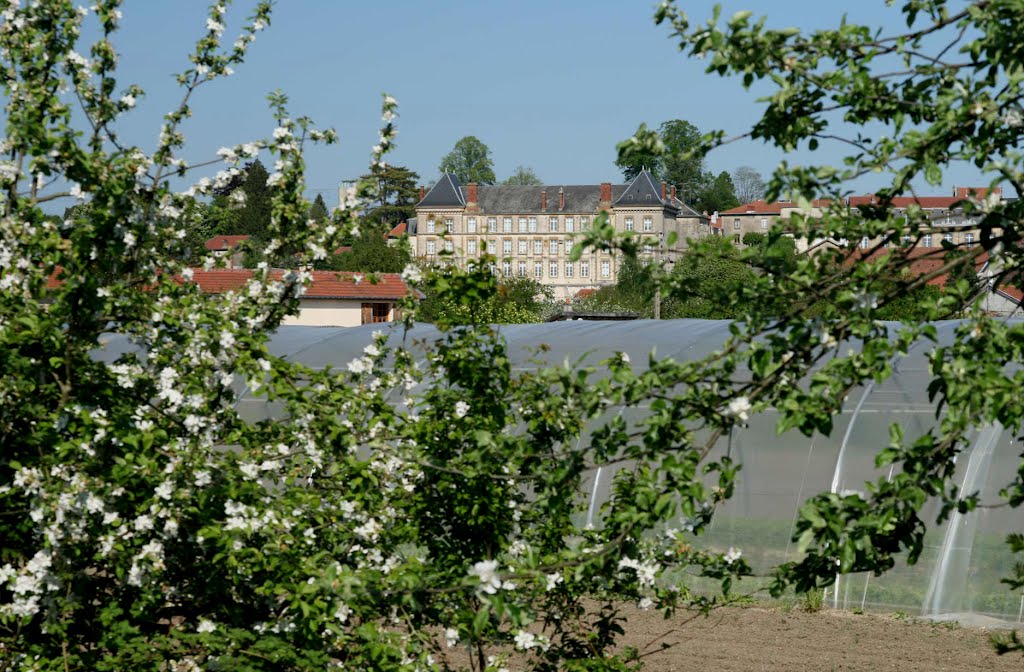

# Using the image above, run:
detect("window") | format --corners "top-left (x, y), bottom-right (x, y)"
top-left (581, 261), bottom-right (590, 278)
top-left (361, 302), bottom-right (390, 324)
top-left (944, 232), bottom-right (954, 244)
top-left (529, 217), bottom-right (538, 233)
top-left (467, 239), bottom-right (477, 255)
top-left (444, 240), bottom-right (453, 253)
top-left (922, 234), bottom-right (932, 247)
top-left (549, 239), bottom-right (559, 255)
top-left (503, 239), bottom-right (512, 255)
top-left (426, 240), bottom-right (436, 255)
top-left (518, 239), bottom-right (527, 255)
top-left (966, 232), bottom-right (975, 247)
top-left (760, 217), bottom-right (768, 230)
top-left (534, 261), bottom-right (543, 278)
top-left (467, 217), bottom-right (477, 233)
top-left (643, 243), bottom-right (653, 254)
top-left (502, 261), bottom-right (511, 277)
top-left (901, 235), bottom-right (911, 247)
top-left (600, 260), bottom-right (610, 278)
top-left (643, 217), bottom-right (653, 232)
top-left (549, 216), bottom-right (558, 232)
top-left (733, 218), bottom-right (740, 230)
top-left (549, 262), bottom-right (558, 278)
top-left (625, 217), bottom-right (634, 231)
top-left (565, 217), bottom-right (575, 233)
top-left (427, 219), bottom-right (436, 234)
top-left (515, 217), bottom-right (524, 233)
top-left (860, 237), bottom-right (870, 249)
top-left (533, 239), bottom-right (543, 255)
top-left (488, 217), bottom-right (497, 233)
top-left (518, 261), bottom-right (526, 276)
top-left (445, 218), bottom-right (453, 234)
top-left (580, 216), bottom-right (590, 231)
top-left (487, 239), bottom-right (496, 254)
top-left (733, 234), bottom-right (741, 244)
top-left (565, 262), bottom-right (574, 278)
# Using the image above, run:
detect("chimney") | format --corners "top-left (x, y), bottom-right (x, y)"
top-left (558, 186), bottom-right (565, 211)
top-left (670, 185), bottom-right (677, 200)
top-left (661, 181), bottom-right (667, 201)
top-left (541, 189), bottom-right (547, 210)
top-left (600, 182), bottom-right (612, 208)
top-left (418, 185), bottom-right (425, 201)
top-left (466, 182), bottom-right (479, 213)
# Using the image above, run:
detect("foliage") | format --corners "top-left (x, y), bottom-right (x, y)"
top-left (732, 166), bottom-right (766, 204)
top-left (359, 163), bottom-right (420, 232)
top-left (439, 135), bottom-right (496, 185)
top-left (6, 0), bottom-right (1024, 669)
top-left (614, 120), bottom-right (738, 213)
top-left (642, 0), bottom-right (1024, 617)
top-left (308, 193), bottom-right (330, 224)
top-left (503, 165), bottom-right (543, 185)
top-left (697, 170), bottom-right (740, 214)
top-left (418, 266), bottom-right (556, 325)
top-left (663, 236), bottom-right (759, 319)
top-left (614, 123), bottom-right (664, 182)
top-left (318, 227), bottom-right (411, 273)
top-left (659, 119), bottom-right (707, 195)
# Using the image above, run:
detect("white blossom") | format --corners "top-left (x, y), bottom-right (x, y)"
top-left (197, 619), bottom-right (217, 633)
top-left (454, 401), bottom-right (469, 418)
top-left (725, 396), bottom-right (751, 422)
top-left (514, 630), bottom-right (537, 650)
top-left (724, 547), bottom-right (742, 565)
top-left (400, 263), bottom-right (422, 284)
top-left (469, 559), bottom-right (502, 594)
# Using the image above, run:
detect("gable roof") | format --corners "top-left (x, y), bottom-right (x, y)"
top-left (417, 172), bottom-right (465, 208)
top-left (204, 235), bottom-right (250, 251)
top-left (613, 168), bottom-right (665, 207)
top-left (188, 269), bottom-right (417, 301)
top-left (387, 221), bottom-right (407, 238)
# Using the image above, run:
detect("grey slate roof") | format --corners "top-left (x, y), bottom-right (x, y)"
top-left (473, 184), bottom-right (626, 215)
top-left (614, 168), bottom-right (665, 207)
top-left (417, 173), bottom-right (465, 208)
top-left (415, 168), bottom-right (711, 218)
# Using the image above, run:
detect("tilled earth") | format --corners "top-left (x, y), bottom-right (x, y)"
top-left (619, 605), bottom-right (1022, 671)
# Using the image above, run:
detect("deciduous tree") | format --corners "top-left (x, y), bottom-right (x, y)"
top-left (438, 135), bottom-right (496, 184)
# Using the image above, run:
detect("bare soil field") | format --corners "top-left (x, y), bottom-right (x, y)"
top-left (620, 605), bottom-right (1022, 672)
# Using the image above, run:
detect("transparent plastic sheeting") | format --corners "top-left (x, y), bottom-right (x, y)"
top-left (92, 319), bottom-right (1023, 625)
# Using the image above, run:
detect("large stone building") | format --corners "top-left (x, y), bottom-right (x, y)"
top-left (408, 169), bottom-right (709, 299)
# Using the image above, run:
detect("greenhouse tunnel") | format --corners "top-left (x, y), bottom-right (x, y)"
top-left (94, 319), bottom-right (1023, 626)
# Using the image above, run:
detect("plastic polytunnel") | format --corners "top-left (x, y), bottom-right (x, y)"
top-left (94, 318), bottom-right (1024, 626)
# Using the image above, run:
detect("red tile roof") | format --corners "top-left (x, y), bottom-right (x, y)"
top-left (204, 235), bottom-right (250, 251)
top-left (188, 269), bottom-right (415, 300)
top-left (844, 247), bottom-right (989, 286)
top-left (719, 199), bottom-right (833, 215)
top-left (847, 194), bottom-right (960, 209)
top-left (387, 222), bottom-right (407, 238)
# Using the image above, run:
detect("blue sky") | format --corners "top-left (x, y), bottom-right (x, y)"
top-left (96, 1), bottom-right (991, 206)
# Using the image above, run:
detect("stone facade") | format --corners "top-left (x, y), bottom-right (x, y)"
top-left (409, 169), bottom-right (710, 299)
